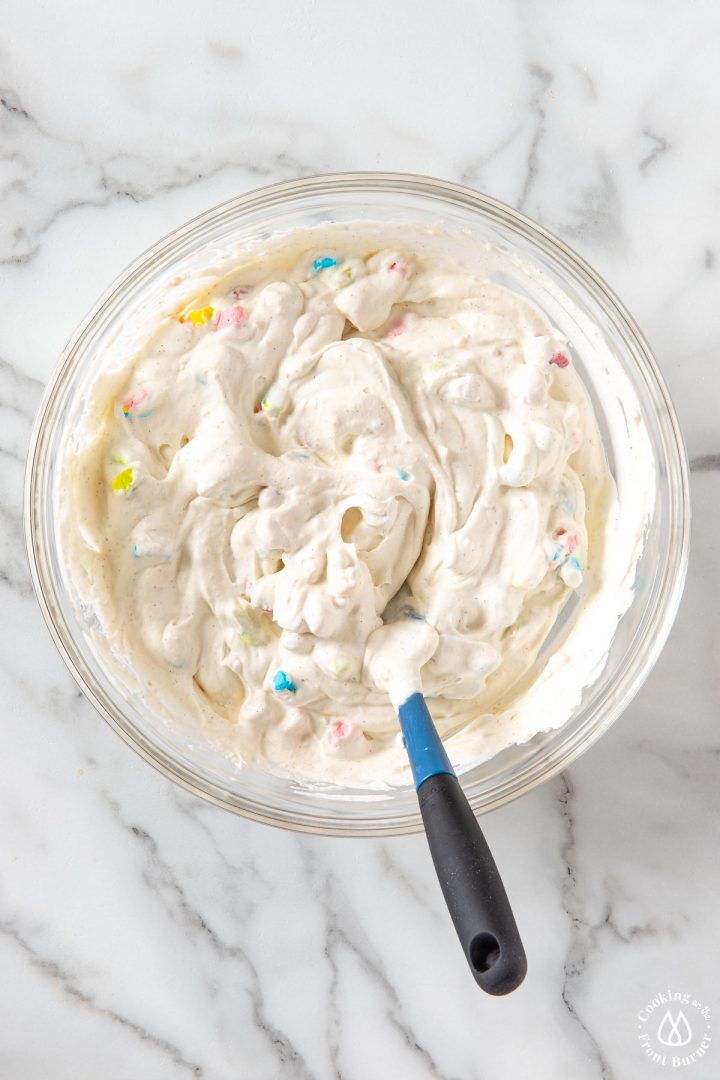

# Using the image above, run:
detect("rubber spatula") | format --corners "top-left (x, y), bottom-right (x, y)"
top-left (395, 689), bottom-right (527, 995)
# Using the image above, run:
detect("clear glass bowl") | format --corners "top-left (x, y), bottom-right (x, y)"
top-left (25, 173), bottom-right (690, 836)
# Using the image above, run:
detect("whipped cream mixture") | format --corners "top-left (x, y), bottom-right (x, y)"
top-left (62, 227), bottom-right (620, 785)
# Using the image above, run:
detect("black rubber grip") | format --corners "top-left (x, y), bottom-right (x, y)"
top-left (418, 772), bottom-right (527, 995)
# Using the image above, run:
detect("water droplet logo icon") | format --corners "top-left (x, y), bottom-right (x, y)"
top-left (657, 1009), bottom-right (693, 1048)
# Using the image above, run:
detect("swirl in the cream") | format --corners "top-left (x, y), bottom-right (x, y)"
top-left (62, 233), bottom-right (613, 783)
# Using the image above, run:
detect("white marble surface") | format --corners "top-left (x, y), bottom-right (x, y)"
top-left (2, 2), bottom-right (719, 1076)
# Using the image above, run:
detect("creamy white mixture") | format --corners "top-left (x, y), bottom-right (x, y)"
top-left (61, 226), bottom-right (625, 785)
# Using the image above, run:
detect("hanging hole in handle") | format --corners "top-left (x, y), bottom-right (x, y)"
top-left (469, 932), bottom-right (500, 973)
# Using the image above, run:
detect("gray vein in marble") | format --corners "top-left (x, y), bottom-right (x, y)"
top-left (0, 356), bottom-right (43, 430)
top-left (295, 839), bottom-right (460, 1080)
top-left (114, 806), bottom-right (315, 1078)
top-left (4, 152), bottom-right (316, 268)
top-left (592, 898), bottom-right (658, 948)
top-left (1, 660), bottom-right (85, 727)
top-left (325, 894), bottom-right (455, 1080)
top-left (458, 125), bottom-right (524, 190)
top-left (704, 248), bottom-right (715, 269)
top-left (167, 790), bottom-right (240, 875)
top-left (517, 63), bottom-right (553, 214)
top-left (0, 920), bottom-right (204, 1076)
top-left (0, 356), bottom-right (41, 597)
top-left (377, 843), bottom-right (442, 921)
top-left (292, 839), bottom-right (349, 1080)
top-left (0, 87), bottom-right (30, 120)
top-left (560, 156), bottom-right (624, 249)
top-left (1, 86), bottom-right (321, 265)
top-left (96, 149), bottom-right (312, 210)
top-left (165, 789), bottom-right (266, 922)
top-left (639, 129), bottom-right (670, 174)
top-left (0, 358), bottom-right (43, 591)
top-left (573, 65), bottom-right (598, 101)
top-left (690, 453), bottom-right (720, 472)
top-left (207, 40), bottom-right (244, 63)
top-left (557, 774), bottom-right (614, 1080)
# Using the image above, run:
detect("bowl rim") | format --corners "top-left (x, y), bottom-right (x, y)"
top-left (24, 170), bottom-right (691, 836)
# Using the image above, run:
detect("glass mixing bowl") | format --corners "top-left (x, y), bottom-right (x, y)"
top-left (25, 173), bottom-right (690, 836)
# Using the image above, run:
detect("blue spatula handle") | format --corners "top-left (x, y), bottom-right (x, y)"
top-left (397, 693), bottom-right (527, 995)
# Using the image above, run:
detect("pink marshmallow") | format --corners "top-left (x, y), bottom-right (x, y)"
top-left (121, 387), bottom-right (148, 415)
top-left (388, 258), bottom-right (409, 276)
top-left (327, 720), bottom-right (360, 749)
top-left (216, 305), bottom-right (245, 331)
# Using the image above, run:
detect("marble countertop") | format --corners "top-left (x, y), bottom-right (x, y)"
top-left (2, 2), bottom-right (718, 1077)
